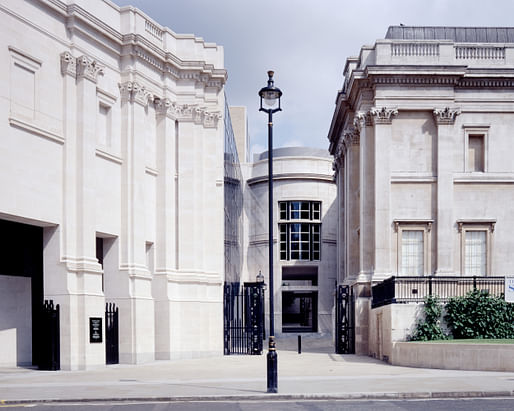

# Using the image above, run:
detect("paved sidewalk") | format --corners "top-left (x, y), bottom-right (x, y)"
top-left (1, 337), bottom-right (514, 404)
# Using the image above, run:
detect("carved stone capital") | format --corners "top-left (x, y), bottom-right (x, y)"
top-left (203, 111), bottom-right (222, 128)
top-left (370, 107), bottom-right (398, 124)
top-left (154, 97), bottom-right (173, 118)
top-left (353, 111), bottom-right (372, 131)
top-left (433, 107), bottom-right (461, 125)
top-left (153, 99), bottom-right (222, 128)
top-left (343, 126), bottom-right (360, 147)
top-left (76, 55), bottom-right (104, 83)
top-left (119, 81), bottom-right (152, 106)
top-left (60, 51), bottom-right (76, 77)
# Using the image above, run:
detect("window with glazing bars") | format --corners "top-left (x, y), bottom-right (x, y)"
top-left (279, 201), bottom-right (321, 261)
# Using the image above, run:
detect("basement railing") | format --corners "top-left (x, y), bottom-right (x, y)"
top-left (371, 276), bottom-right (505, 308)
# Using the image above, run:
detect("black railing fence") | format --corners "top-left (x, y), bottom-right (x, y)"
top-left (105, 303), bottom-right (119, 365)
top-left (38, 300), bottom-right (60, 370)
top-left (223, 282), bottom-right (265, 355)
top-left (372, 276), bottom-right (505, 308)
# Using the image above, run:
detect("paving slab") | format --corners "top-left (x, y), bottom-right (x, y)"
top-left (1, 340), bottom-right (514, 404)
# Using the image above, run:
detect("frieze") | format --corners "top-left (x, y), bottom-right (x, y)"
top-left (371, 76), bottom-right (460, 86)
top-left (119, 81), bottom-right (152, 106)
top-left (433, 107), bottom-right (461, 125)
top-left (370, 107), bottom-right (398, 124)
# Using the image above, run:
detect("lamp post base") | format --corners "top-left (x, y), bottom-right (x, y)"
top-left (266, 336), bottom-right (278, 393)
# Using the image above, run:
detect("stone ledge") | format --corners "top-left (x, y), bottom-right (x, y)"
top-left (391, 341), bottom-right (514, 371)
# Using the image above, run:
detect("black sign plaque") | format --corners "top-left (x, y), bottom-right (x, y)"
top-left (89, 317), bottom-right (102, 343)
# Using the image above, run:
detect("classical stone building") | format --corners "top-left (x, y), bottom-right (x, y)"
top-left (0, 0), bottom-right (226, 369)
top-left (242, 147), bottom-right (337, 335)
top-left (328, 27), bottom-right (514, 356)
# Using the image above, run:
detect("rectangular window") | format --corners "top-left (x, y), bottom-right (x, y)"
top-left (468, 135), bottom-right (484, 172)
top-left (394, 220), bottom-right (433, 276)
top-left (458, 220), bottom-right (494, 277)
top-left (464, 231), bottom-right (486, 276)
top-left (279, 201), bottom-right (321, 261)
top-left (401, 230), bottom-right (424, 275)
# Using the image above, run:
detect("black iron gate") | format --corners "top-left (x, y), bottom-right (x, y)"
top-left (335, 285), bottom-right (355, 354)
top-left (38, 300), bottom-right (60, 370)
top-left (105, 303), bottom-right (119, 364)
top-left (224, 282), bottom-right (265, 355)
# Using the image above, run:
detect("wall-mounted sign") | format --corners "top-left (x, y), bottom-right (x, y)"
top-left (505, 277), bottom-right (514, 303)
top-left (89, 317), bottom-right (102, 343)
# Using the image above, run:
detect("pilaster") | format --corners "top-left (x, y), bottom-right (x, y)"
top-left (118, 80), bottom-right (154, 364)
top-left (355, 111), bottom-right (374, 282)
top-left (433, 107), bottom-right (460, 275)
top-left (50, 52), bottom-right (105, 370)
top-left (370, 107), bottom-right (398, 281)
top-left (153, 98), bottom-right (177, 359)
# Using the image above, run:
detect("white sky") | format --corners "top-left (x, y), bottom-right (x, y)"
top-left (112, 0), bottom-right (514, 157)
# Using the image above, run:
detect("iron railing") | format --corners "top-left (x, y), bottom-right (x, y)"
top-left (372, 276), bottom-right (505, 308)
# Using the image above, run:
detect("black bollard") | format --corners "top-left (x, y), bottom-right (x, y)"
top-left (298, 335), bottom-right (301, 354)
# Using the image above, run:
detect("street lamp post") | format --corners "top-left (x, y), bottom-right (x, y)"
top-left (258, 70), bottom-right (282, 393)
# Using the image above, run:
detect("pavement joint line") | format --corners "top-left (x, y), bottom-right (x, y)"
top-left (1, 390), bottom-right (514, 405)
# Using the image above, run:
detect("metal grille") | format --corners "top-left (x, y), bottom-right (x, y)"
top-left (38, 300), bottom-right (60, 370)
top-left (224, 283), bottom-right (264, 355)
top-left (335, 285), bottom-right (355, 354)
top-left (105, 303), bottom-right (119, 365)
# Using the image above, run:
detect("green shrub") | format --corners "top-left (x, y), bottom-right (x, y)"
top-left (410, 295), bottom-right (447, 341)
top-left (445, 289), bottom-right (514, 339)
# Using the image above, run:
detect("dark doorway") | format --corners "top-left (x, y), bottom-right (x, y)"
top-left (0, 218), bottom-right (43, 366)
top-left (282, 291), bottom-right (318, 333)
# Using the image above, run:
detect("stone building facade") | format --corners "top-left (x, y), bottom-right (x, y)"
top-left (328, 26), bottom-right (514, 355)
top-left (242, 147), bottom-right (337, 335)
top-left (0, 0), bottom-right (226, 369)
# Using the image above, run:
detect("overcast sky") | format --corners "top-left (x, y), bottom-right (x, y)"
top-left (112, 0), bottom-right (514, 157)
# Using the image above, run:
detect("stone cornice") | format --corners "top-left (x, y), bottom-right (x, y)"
top-left (126, 42), bottom-right (226, 91)
top-left (119, 81), bottom-right (152, 107)
top-left (433, 107), bottom-right (461, 125)
top-left (41, 0), bottom-right (227, 92)
top-left (370, 107), bottom-right (398, 125)
top-left (457, 78), bottom-right (514, 88)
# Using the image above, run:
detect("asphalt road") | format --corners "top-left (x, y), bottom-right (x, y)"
top-left (3, 398), bottom-right (514, 410)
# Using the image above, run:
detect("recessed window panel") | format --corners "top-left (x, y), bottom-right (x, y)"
top-left (278, 201), bottom-right (321, 261)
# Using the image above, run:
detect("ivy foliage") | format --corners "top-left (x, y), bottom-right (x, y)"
top-left (409, 295), bottom-right (447, 341)
top-left (445, 290), bottom-right (514, 339)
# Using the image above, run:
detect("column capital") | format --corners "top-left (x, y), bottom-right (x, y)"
top-left (343, 126), bottom-right (359, 147)
top-left (76, 55), bottom-right (104, 83)
top-left (353, 111), bottom-right (372, 131)
top-left (370, 107), bottom-right (398, 125)
top-left (433, 107), bottom-right (461, 125)
top-left (60, 51), bottom-right (76, 77)
top-left (119, 81), bottom-right (152, 106)
top-left (154, 97), bottom-right (174, 118)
